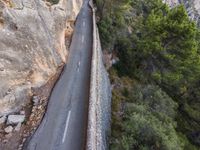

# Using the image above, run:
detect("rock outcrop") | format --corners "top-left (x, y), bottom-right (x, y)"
top-left (0, 0), bottom-right (83, 116)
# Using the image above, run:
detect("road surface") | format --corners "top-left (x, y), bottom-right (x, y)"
top-left (24, 0), bottom-right (92, 149)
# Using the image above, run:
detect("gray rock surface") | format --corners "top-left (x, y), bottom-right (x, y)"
top-left (7, 114), bottom-right (25, 125)
top-left (0, 0), bottom-right (83, 116)
top-left (4, 126), bottom-right (13, 133)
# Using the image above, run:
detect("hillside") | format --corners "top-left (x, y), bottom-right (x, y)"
top-left (95, 0), bottom-right (200, 149)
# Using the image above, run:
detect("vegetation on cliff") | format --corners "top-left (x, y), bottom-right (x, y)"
top-left (47, 0), bottom-right (59, 4)
top-left (95, 0), bottom-right (200, 149)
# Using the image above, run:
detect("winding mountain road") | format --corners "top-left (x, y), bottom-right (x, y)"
top-left (24, 0), bottom-right (92, 149)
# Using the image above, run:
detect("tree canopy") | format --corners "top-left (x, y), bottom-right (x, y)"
top-left (96, 0), bottom-right (200, 149)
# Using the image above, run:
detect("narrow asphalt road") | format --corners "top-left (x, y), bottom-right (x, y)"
top-left (24, 1), bottom-right (92, 149)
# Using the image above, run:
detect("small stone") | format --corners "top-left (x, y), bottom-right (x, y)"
top-left (32, 96), bottom-right (40, 106)
top-left (4, 126), bottom-right (13, 133)
top-left (7, 115), bottom-right (25, 125)
top-left (15, 123), bottom-right (21, 131)
top-left (38, 105), bottom-right (42, 110)
top-left (0, 116), bottom-right (6, 124)
top-left (20, 110), bottom-right (25, 115)
top-left (22, 138), bottom-right (26, 142)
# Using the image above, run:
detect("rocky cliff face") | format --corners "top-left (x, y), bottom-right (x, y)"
top-left (163, 0), bottom-right (200, 25)
top-left (0, 0), bottom-right (83, 116)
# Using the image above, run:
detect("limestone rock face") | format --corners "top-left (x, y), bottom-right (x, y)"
top-left (0, 0), bottom-right (83, 116)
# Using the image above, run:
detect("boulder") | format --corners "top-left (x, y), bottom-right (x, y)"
top-left (7, 115), bottom-right (25, 125)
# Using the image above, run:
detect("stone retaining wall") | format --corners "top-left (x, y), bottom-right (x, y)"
top-left (86, 1), bottom-right (111, 150)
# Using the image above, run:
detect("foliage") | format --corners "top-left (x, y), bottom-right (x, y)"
top-left (47, 0), bottom-right (59, 4)
top-left (97, 0), bottom-right (200, 149)
top-left (110, 80), bottom-right (186, 150)
top-left (95, 0), bottom-right (131, 51)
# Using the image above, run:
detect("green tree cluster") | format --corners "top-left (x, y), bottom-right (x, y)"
top-left (95, 0), bottom-right (131, 50)
top-left (96, 0), bottom-right (200, 149)
top-left (115, 0), bottom-right (200, 147)
top-left (110, 74), bottom-right (188, 150)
